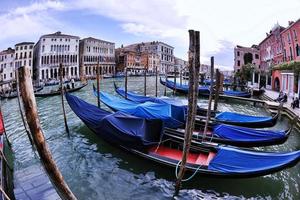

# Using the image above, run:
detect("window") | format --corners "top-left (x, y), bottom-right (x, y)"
top-left (4, 74), bottom-right (6, 79)
top-left (16, 47), bottom-right (18, 50)
top-left (20, 52), bottom-right (22, 59)
top-left (296, 44), bottom-right (300, 57)
top-left (25, 45), bottom-right (27, 50)
top-left (20, 46), bottom-right (23, 50)
top-left (255, 54), bottom-right (259, 59)
top-left (237, 60), bottom-right (240, 66)
top-left (293, 30), bottom-right (297, 40)
top-left (15, 53), bottom-right (18, 59)
top-left (42, 45), bottom-right (45, 52)
top-left (24, 60), bottom-right (26, 66)
top-left (10, 73), bottom-right (12, 78)
top-left (24, 52), bottom-right (27, 58)
top-left (237, 51), bottom-right (240, 56)
top-left (29, 52), bottom-right (32, 58)
top-left (51, 45), bottom-right (53, 51)
top-left (29, 60), bottom-right (31, 66)
top-left (288, 33), bottom-right (291, 43)
top-left (30, 45), bottom-right (33, 49)
top-left (43, 38), bottom-right (45, 42)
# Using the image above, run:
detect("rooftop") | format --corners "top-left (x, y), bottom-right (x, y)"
top-left (15, 42), bottom-right (34, 46)
top-left (81, 37), bottom-right (114, 45)
top-left (41, 31), bottom-right (80, 39)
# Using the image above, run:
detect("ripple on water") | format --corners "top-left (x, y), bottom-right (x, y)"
top-left (1, 77), bottom-right (300, 200)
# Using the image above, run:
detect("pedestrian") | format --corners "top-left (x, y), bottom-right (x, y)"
top-left (71, 78), bottom-right (75, 89)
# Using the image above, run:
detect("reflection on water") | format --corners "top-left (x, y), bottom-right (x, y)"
top-left (1, 76), bottom-right (299, 200)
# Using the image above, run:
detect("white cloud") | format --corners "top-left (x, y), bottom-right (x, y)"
top-left (0, 0), bottom-right (65, 48)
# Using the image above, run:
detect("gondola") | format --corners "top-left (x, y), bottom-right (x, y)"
top-left (35, 83), bottom-right (87, 97)
top-left (0, 86), bottom-right (44, 99)
top-left (161, 78), bottom-right (251, 98)
top-left (113, 84), bottom-right (279, 128)
top-left (65, 93), bottom-right (300, 178)
top-left (110, 85), bottom-right (291, 147)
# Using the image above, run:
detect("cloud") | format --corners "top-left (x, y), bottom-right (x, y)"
top-left (0, 0), bottom-right (65, 47)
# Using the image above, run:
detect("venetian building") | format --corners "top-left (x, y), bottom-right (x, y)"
top-left (33, 31), bottom-right (80, 82)
top-left (0, 47), bottom-right (15, 90)
top-left (15, 42), bottom-right (34, 78)
top-left (79, 37), bottom-right (115, 79)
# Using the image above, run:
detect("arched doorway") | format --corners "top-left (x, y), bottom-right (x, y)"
top-left (274, 77), bottom-right (280, 91)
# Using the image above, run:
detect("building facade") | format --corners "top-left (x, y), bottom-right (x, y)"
top-left (15, 42), bottom-right (34, 75)
top-left (0, 48), bottom-right (15, 84)
top-left (233, 45), bottom-right (260, 72)
top-left (271, 19), bottom-right (300, 97)
top-left (79, 37), bottom-right (115, 78)
top-left (259, 24), bottom-right (285, 71)
top-left (33, 31), bottom-right (80, 82)
top-left (174, 57), bottom-right (187, 73)
top-left (115, 48), bottom-right (160, 74)
top-left (119, 41), bottom-right (174, 74)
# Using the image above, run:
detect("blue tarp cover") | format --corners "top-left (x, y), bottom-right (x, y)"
top-left (65, 93), bottom-right (163, 148)
top-left (213, 124), bottom-right (285, 142)
top-left (95, 90), bottom-right (185, 128)
top-left (209, 146), bottom-right (300, 173)
top-left (216, 112), bottom-right (272, 123)
top-left (223, 90), bottom-right (250, 97)
top-left (163, 79), bottom-right (210, 94)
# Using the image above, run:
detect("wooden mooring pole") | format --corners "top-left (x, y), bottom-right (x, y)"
top-left (173, 67), bottom-right (177, 95)
top-left (164, 66), bottom-right (168, 96)
top-left (18, 67), bottom-right (77, 200)
top-left (96, 61), bottom-right (101, 108)
top-left (59, 64), bottom-right (69, 135)
top-left (213, 69), bottom-right (220, 111)
top-left (204, 57), bottom-right (214, 134)
top-left (155, 65), bottom-right (158, 97)
top-left (125, 67), bottom-right (128, 99)
top-left (175, 30), bottom-right (200, 194)
top-left (144, 65), bottom-right (147, 96)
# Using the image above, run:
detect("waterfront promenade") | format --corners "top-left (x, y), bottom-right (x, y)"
top-left (263, 89), bottom-right (300, 117)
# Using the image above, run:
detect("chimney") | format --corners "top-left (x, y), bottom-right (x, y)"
top-left (288, 21), bottom-right (294, 26)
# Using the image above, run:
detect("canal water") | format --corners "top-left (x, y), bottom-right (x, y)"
top-left (1, 76), bottom-right (299, 200)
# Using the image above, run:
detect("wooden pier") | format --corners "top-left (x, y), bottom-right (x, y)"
top-left (14, 164), bottom-right (61, 200)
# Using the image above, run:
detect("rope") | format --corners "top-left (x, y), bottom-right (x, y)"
top-left (0, 186), bottom-right (11, 200)
top-left (175, 160), bottom-right (201, 182)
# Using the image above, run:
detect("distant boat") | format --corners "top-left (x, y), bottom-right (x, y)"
top-left (66, 93), bottom-right (300, 178)
top-left (103, 74), bottom-right (113, 79)
top-left (35, 83), bottom-right (87, 97)
top-left (0, 86), bottom-right (44, 99)
top-left (160, 78), bottom-right (251, 98)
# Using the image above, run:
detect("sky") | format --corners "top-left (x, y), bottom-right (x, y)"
top-left (1, 0), bottom-right (300, 70)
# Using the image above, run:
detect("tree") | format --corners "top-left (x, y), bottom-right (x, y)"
top-left (235, 63), bottom-right (254, 85)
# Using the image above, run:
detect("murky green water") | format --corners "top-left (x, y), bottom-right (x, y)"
top-left (1, 76), bottom-right (300, 199)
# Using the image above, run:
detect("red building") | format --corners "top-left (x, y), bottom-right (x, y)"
top-left (259, 24), bottom-right (285, 71)
top-left (271, 19), bottom-right (300, 96)
top-left (281, 20), bottom-right (300, 62)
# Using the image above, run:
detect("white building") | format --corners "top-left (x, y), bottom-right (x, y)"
top-left (33, 31), bottom-right (80, 82)
top-left (79, 37), bottom-right (115, 78)
top-left (0, 48), bottom-right (15, 82)
top-left (0, 48), bottom-right (15, 90)
top-left (15, 42), bottom-right (34, 75)
top-left (174, 57), bottom-right (187, 73)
